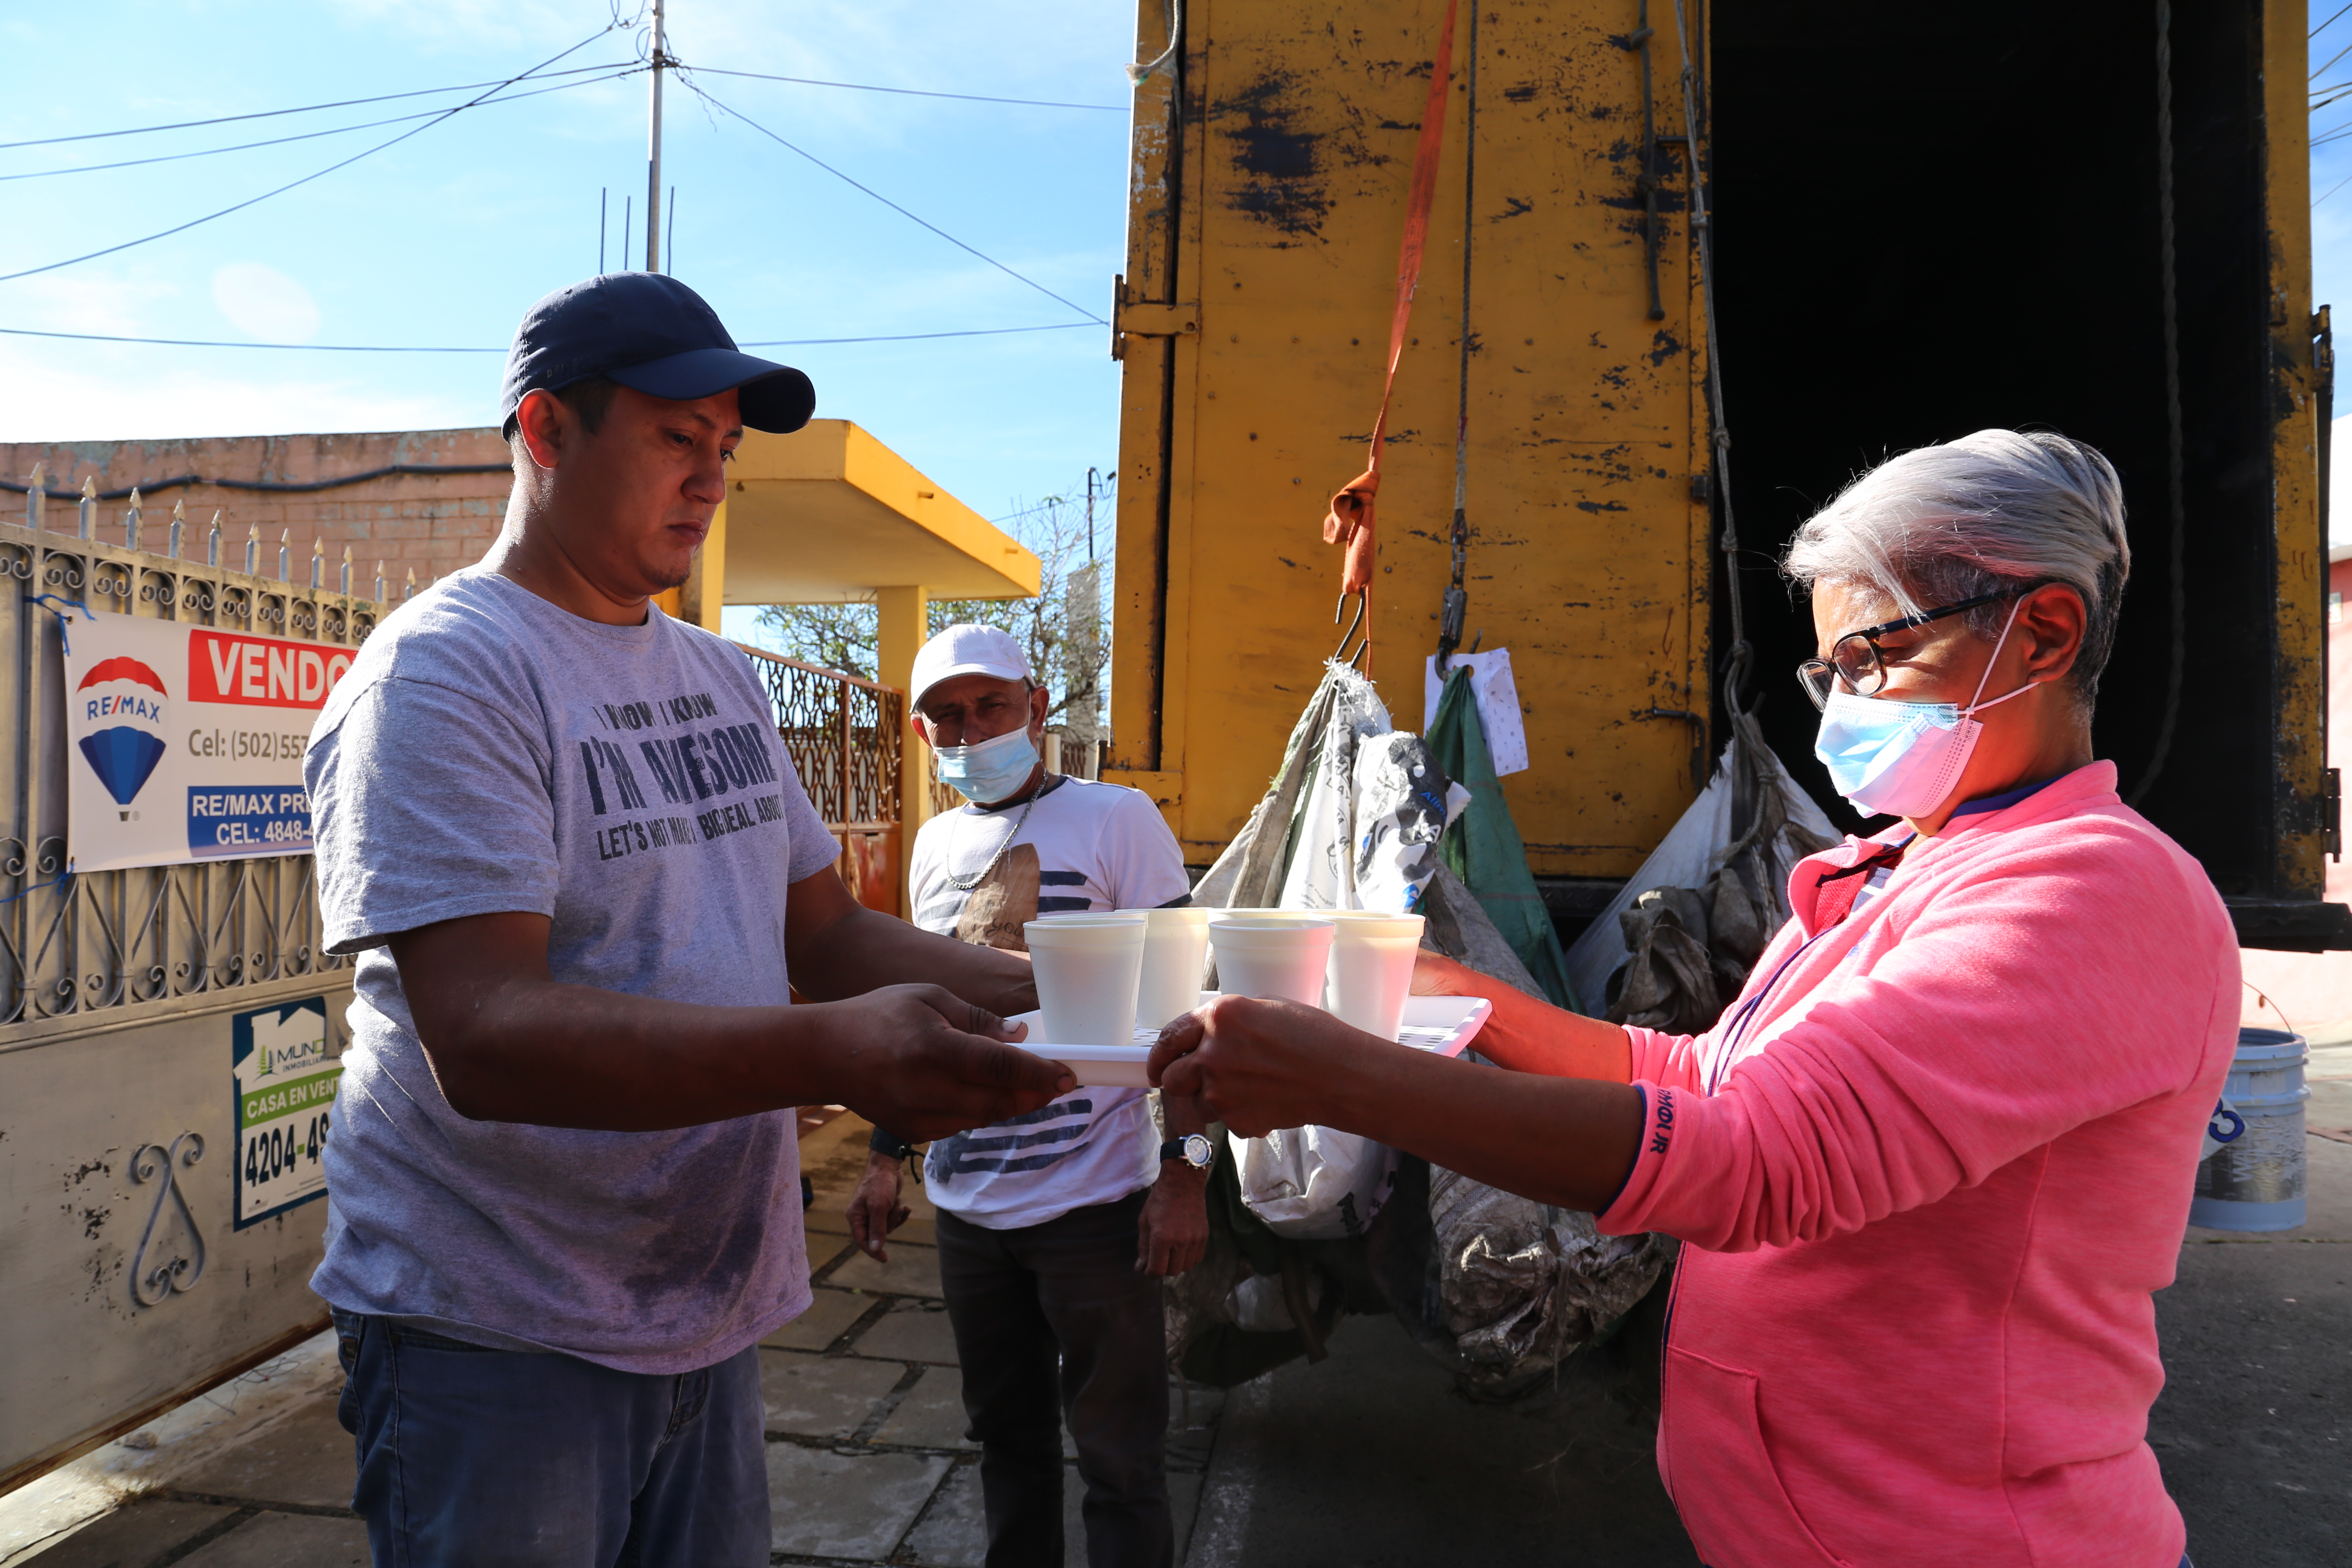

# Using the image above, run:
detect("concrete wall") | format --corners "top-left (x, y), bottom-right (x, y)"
top-left (0, 428), bottom-right (513, 595)
top-left (2242, 551), bottom-right (2352, 1037)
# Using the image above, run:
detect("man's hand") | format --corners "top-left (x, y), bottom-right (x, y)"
top-left (848, 1152), bottom-right (912, 1262)
top-left (1148, 995), bottom-right (1373, 1138)
top-left (1137, 1167), bottom-right (1209, 1276)
top-left (818, 983), bottom-right (1071, 1142)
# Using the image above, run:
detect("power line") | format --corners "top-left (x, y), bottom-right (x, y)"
top-left (740, 322), bottom-right (1096, 345)
top-left (2319, 2), bottom-right (2352, 40)
top-left (0, 28), bottom-right (622, 285)
top-left (0, 63), bottom-right (634, 152)
top-left (0, 320), bottom-right (1097, 352)
top-left (681, 65), bottom-right (1124, 111)
top-left (678, 75), bottom-right (1108, 325)
top-left (0, 70), bottom-right (642, 187)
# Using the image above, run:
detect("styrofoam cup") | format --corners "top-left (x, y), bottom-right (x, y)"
top-left (1321, 913), bottom-right (1426, 1040)
top-left (1208, 917), bottom-right (1335, 1006)
top-left (1120, 906), bottom-right (1214, 1029)
top-left (1024, 916), bottom-right (1146, 1047)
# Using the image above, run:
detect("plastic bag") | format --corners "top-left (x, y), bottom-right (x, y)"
top-left (1562, 710), bottom-right (1838, 1018)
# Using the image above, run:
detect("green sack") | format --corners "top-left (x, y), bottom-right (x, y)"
top-left (1425, 666), bottom-right (1579, 1011)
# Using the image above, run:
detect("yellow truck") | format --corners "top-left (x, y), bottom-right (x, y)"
top-left (1105, 0), bottom-right (2346, 951)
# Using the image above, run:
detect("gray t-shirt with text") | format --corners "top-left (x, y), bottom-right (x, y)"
top-left (305, 570), bottom-right (838, 1375)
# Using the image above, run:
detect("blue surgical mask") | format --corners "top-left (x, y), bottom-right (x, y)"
top-left (935, 725), bottom-right (1040, 805)
top-left (1813, 600), bottom-right (2038, 819)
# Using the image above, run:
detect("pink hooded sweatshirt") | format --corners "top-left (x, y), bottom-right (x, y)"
top-left (1598, 761), bottom-right (2236, 1568)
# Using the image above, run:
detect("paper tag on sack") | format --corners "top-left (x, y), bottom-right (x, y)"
top-left (1423, 649), bottom-right (1530, 776)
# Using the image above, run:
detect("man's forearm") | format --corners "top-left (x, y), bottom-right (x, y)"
top-left (419, 979), bottom-right (874, 1129)
top-left (794, 904), bottom-right (1037, 1016)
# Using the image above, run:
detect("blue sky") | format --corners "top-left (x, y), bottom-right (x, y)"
top-left (0, 3), bottom-right (2344, 554)
top-left (2312, 0), bottom-right (2352, 544)
top-left (0, 0), bottom-right (1134, 529)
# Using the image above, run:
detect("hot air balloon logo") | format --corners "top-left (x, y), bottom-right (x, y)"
top-left (76, 656), bottom-right (169, 806)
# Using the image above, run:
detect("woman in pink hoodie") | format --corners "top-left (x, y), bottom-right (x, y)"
top-left (1151, 431), bottom-right (2236, 1568)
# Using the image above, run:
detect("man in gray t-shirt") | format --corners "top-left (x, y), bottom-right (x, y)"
top-left (307, 273), bottom-right (1065, 1567)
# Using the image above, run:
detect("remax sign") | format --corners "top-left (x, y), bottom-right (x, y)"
top-left (188, 631), bottom-right (353, 710)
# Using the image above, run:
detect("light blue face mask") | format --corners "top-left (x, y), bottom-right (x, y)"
top-left (1813, 599), bottom-right (2038, 819)
top-left (935, 724), bottom-right (1040, 805)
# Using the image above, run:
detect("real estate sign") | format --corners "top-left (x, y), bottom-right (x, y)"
top-left (61, 609), bottom-right (352, 873)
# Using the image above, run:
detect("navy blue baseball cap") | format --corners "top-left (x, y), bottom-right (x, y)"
top-left (499, 273), bottom-right (816, 435)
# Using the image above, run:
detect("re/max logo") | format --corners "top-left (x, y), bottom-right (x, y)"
top-left (188, 632), bottom-right (353, 710)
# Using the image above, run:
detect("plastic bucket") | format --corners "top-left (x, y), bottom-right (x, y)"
top-left (1208, 918), bottom-right (1335, 1006)
top-left (2190, 1027), bottom-right (2309, 1232)
top-left (1024, 916), bottom-right (1146, 1047)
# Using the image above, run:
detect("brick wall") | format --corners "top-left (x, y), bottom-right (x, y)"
top-left (0, 427), bottom-right (514, 597)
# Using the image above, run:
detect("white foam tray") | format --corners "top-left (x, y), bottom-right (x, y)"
top-left (1004, 993), bottom-right (1492, 1088)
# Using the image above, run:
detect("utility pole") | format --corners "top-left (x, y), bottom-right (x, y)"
top-left (645, 0), bottom-right (667, 273)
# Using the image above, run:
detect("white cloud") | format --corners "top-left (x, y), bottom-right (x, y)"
top-left (0, 340), bottom-right (477, 443)
top-left (211, 263), bottom-right (322, 344)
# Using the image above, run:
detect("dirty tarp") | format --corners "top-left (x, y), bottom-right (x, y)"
top-left (1425, 665), bottom-right (1577, 1010)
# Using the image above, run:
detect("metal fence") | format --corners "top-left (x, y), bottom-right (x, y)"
top-left (740, 645), bottom-right (904, 829)
top-left (2, 481), bottom-right (930, 1031)
top-left (1, 497), bottom-right (382, 1030)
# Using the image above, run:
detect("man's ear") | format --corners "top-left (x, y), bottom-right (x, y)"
top-left (514, 389), bottom-right (570, 473)
top-left (1028, 683), bottom-right (1050, 732)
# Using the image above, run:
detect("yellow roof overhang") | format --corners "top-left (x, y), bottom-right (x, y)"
top-left (722, 419), bottom-right (1040, 604)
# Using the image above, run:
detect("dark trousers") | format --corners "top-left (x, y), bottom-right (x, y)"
top-left (935, 1188), bottom-right (1173, 1568)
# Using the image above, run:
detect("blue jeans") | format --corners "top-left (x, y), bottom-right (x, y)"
top-left (331, 1310), bottom-right (769, 1567)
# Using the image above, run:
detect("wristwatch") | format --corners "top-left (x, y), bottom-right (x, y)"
top-left (869, 1128), bottom-right (916, 1161)
top-left (1160, 1133), bottom-right (1214, 1172)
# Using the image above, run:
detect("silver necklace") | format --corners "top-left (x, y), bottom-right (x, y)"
top-left (945, 792), bottom-right (1039, 892)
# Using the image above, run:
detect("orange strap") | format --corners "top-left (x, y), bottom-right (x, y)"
top-left (1323, 0), bottom-right (1461, 675)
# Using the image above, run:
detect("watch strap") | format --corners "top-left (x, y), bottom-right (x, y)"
top-left (869, 1128), bottom-right (916, 1161)
top-left (1159, 1134), bottom-right (1213, 1169)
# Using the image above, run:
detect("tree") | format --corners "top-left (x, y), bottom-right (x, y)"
top-left (750, 474), bottom-right (1115, 734)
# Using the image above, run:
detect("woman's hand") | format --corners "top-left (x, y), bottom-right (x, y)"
top-left (1147, 995), bottom-right (1379, 1137)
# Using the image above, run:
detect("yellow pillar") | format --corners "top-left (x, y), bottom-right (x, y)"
top-left (679, 499), bottom-right (727, 631)
top-left (876, 585), bottom-right (931, 914)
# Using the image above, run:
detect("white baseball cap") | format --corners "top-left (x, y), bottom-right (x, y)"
top-left (909, 624), bottom-right (1031, 710)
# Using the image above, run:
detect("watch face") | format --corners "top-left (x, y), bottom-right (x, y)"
top-left (1183, 1134), bottom-right (1213, 1167)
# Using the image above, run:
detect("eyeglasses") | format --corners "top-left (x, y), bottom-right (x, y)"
top-left (1795, 591), bottom-right (2015, 711)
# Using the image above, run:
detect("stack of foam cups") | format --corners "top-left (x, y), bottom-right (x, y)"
top-left (1320, 911), bottom-right (1427, 1041)
top-left (1119, 906), bottom-right (1213, 1029)
top-left (1207, 916), bottom-right (1336, 1006)
top-left (1023, 914), bottom-right (1145, 1046)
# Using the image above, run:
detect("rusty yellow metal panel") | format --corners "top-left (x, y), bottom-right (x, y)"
top-left (2263, 0), bottom-right (2329, 901)
top-left (1110, 0), bottom-right (1711, 875)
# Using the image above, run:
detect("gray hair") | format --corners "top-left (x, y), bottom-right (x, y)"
top-left (1782, 429), bottom-right (2132, 704)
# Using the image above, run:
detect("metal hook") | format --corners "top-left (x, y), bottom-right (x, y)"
top-left (1331, 590), bottom-right (1367, 665)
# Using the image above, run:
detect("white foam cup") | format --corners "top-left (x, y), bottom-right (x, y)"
top-left (1119, 906), bottom-right (1214, 1029)
top-left (1320, 912), bottom-right (1427, 1040)
top-left (1023, 915), bottom-right (1146, 1047)
top-left (1208, 917), bottom-right (1336, 1006)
